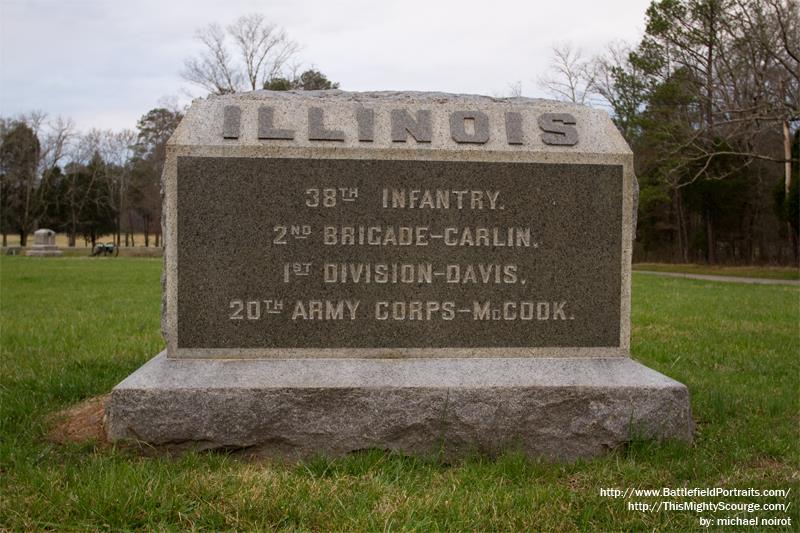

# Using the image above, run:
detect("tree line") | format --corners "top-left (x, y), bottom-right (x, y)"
top-left (538, 0), bottom-right (798, 264)
top-left (0, 108), bottom-right (180, 248)
top-left (0, 13), bottom-right (337, 249)
top-left (2, 6), bottom-right (797, 262)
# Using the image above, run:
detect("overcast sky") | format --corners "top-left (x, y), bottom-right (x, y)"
top-left (0, 0), bottom-right (651, 132)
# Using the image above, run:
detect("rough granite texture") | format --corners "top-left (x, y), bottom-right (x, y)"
top-left (176, 157), bottom-right (622, 352)
top-left (104, 90), bottom-right (685, 460)
top-left (106, 353), bottom-right (693, 460)
top-left (160, 90), bottom-right (637, 358)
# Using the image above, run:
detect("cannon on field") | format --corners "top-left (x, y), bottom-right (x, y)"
top-left (91, 243), bottom-right (118, 257)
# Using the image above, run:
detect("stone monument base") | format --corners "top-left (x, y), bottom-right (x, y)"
top-left (26, 246), bottom-right (62, 257)
top-left (105, 353), bottom-right (693, 461)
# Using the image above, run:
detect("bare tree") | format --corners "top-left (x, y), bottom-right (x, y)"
top-left (507, 81), bottom-right (523, 97)
top-left (537, 43), bottom-right (597, 105)
top-left (35, 116), bottom-right (75, 235)
top-left (729, 0), bottom-right (799, 186)
top-left (182, 13), bottom-right (299, 95)
top-left (61, 131), bottom-right (106, 247)
top-left (14, 111), bottom-right (75, 180)
top-left (38, 116), bottom-right (74, 178)
top-left (589, 41), bottom-right (651, 142)
top-left (632, 0), bottom-right (797, 183)
top-left (100, 130), bottom-right (135, 247)
top-left (729, 0), bottom-right (799, 256)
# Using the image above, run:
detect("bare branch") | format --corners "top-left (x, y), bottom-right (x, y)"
top-left (39, 116), bottom-right (74, 176)
top-left (537, 43), bottom-right (597, 105)
top-left (181, 14), bottom-right (299, 95)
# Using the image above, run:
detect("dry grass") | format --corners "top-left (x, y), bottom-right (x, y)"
top-left (4, 232), bottom-right (159, 249)
top-left (45, 395), bottom-right (109, 447)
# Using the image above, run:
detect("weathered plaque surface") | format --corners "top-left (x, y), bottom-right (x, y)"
top-left (177, 158), bottom-right (622, 353)
top-left (164, 91), bottom-right (634, 358)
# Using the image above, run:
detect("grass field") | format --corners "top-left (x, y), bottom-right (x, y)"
top-left (634, 262), bottom-right (800, 281)
top-left (1, 257), bottom-right (798, 531)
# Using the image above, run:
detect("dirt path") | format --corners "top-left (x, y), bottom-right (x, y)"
top-left (635, 270), bottom-right (800, 286)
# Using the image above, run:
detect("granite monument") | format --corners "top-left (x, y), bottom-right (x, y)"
top-left (26, 229), bottom-right (62, 257)
top-left (105, 91), bottom-right (693, 460)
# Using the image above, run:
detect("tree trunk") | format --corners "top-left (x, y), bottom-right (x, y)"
top-left (705, 14), bottom-right (715, 133)
top-left (19, 231), bottom-right (27, 247)
top-left (784, 120), bottom-right (797, 263)
top-left (673, 193), bottom-right (681, 262)
top-left (706, 208), bottom-right (716, 264)
top-left (675, 189), bottom-right (689, 263)
top-left (748, 174), bottom-right (760, 263)
top-left (2, 233), bottom-right (6, 247)
top-left (784, 120), bottom-right (792, 196)
top-left (117, 186), bottom-right (124, 248)
top-left (144, 216), bottom-right (150, 247)
top-left (68, 212), bottom-right (77, 247)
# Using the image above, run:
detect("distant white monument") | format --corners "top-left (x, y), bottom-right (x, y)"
top-left (26, 229), bottom-right (62, 257)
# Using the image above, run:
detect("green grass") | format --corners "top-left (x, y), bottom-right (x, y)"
top-left (1, 257), bottom-right (798, 531)
top-left (634, 262), bottom-right (800, 280)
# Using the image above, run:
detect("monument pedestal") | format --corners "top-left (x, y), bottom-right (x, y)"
top-left (26, 245), bottom-right (62, 257)
top-left (106, 353), bottom-right (693, 461)
top-left (105, 92), bottom-right (694, 461)
top-left (26, 228), bottom-right (62, 257)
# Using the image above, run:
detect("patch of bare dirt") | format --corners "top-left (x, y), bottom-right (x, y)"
top-left (44, 396), bottom-right (253, 457)
top-left (45, 394), bottom-right (109, 446)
